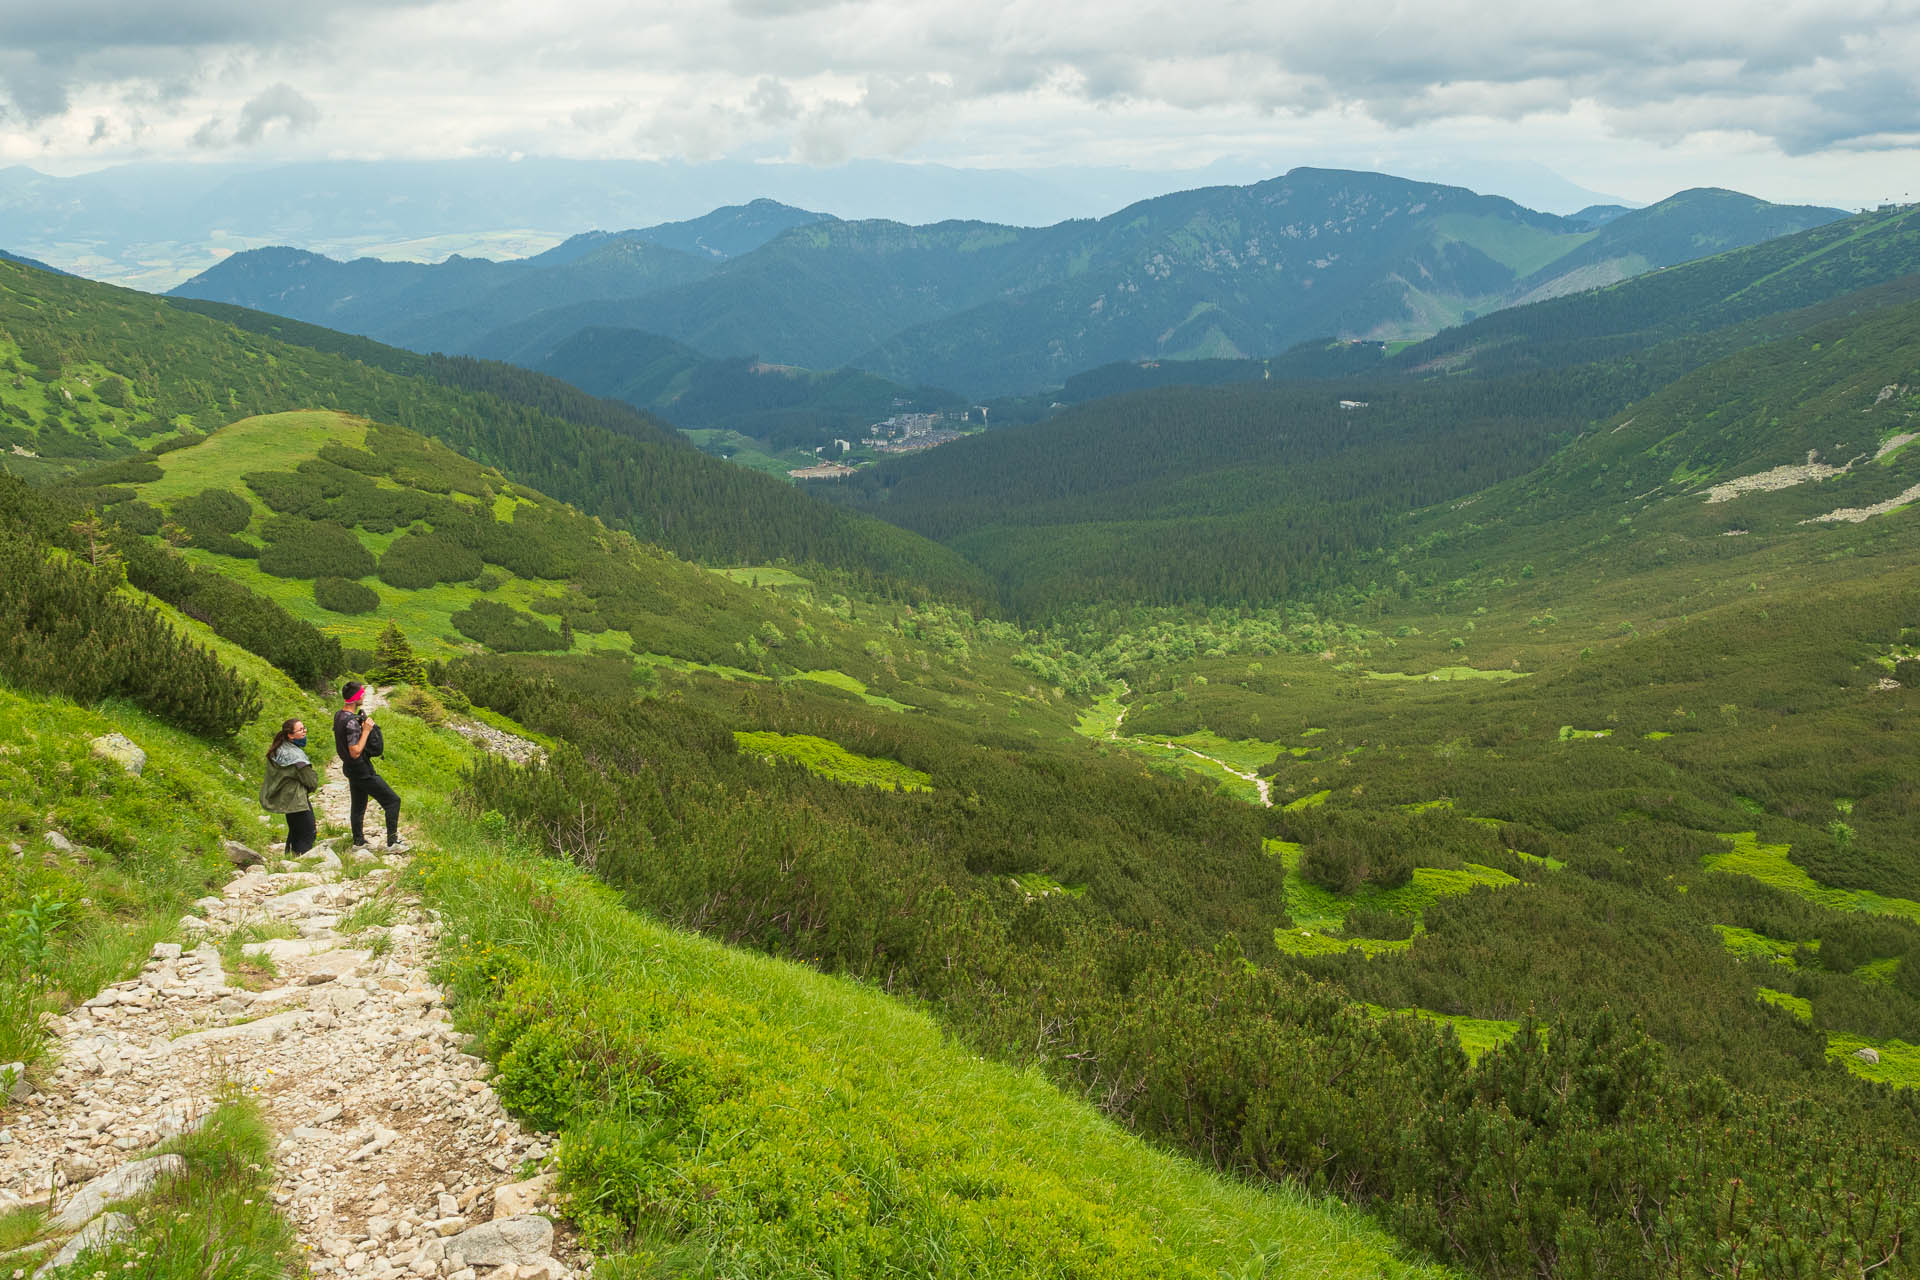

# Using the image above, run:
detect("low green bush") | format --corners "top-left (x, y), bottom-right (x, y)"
top-left (114, 499), bottom-right (163, 535)
top-left (171, 487), bottom-right (251, 535)
top-left (377, 529), bottom-right (483, 589)
top-left (257, 516), bottom-right (375, 580)
top-left (117, 533), bottom-right (342, 686)
top-left (452, 600), bottom-right (567, 653)
top-left (315, 575), bottom-right (380, 615)
top-left (0, 540), bottom-right (260, 738)
top-left (1344, 906), bottom-right (1417, 941)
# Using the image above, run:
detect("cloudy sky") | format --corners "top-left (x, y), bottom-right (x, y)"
top-left (2, 0), bottom-right (1917, 210)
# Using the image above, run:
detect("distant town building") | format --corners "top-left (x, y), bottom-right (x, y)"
top-left (1338, 399), bottom-right (1369, 410)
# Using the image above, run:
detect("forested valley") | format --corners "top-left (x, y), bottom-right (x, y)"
top-left (5, 195), bottom-right (1920, 1279)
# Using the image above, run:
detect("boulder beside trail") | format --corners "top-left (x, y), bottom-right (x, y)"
top-left (32, 1211), bottom-right (134, 1280)
top-left (1854, 1047), bottom-right (1882, 1064)
top-left (2, 1060), bottom-right (32, 1101)
top-left (224, 840), bottom-right (265, 868)
top-left (89, 733), bottom-right (146, 776)
top-left (54, 1154), bottom-right (184, 1227)
top-left (447, 1215), bottom-right (554, 1265)
top-left (492, 1172), bottom-right (556, 1219)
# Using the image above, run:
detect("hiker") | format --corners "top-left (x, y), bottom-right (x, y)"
top-left (333, 680), bottom-right (408, 852)
top-left (261, 717), bottom-right (321, 854)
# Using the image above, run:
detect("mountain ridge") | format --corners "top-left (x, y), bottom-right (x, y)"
top-left (170, 167), bottom-right (1846, 398)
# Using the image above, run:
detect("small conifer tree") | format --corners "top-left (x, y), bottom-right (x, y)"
top-left (69, 508), bottom-right (123, 577)
top-left (370, 621), bottom-right (428, 687)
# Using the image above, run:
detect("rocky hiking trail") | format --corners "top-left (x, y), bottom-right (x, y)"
top-left (2, 711), bottom-right (582, 1279)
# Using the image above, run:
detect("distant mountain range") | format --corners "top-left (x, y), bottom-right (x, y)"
top-left (171, 168), bottom-right (1846, 399)
top-left (823, 202), bottom-right (1920, 613)
top-left (0, 155), bottom-right (1636, 291)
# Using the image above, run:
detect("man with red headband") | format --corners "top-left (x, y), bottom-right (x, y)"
top-left (333, 680), bottom-right (406, 852)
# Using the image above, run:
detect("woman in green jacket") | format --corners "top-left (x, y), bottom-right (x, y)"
top-left (261, 718), bottom-right (321, 854)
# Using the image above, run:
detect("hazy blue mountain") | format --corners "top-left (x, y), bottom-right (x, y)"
top-left (848, 171), bottom-right (1839, 395)
top-left (173, 167), bottom-right (1848, 398)
top-left (392, 237), bottom-right (720, 353)
top-left (464, 215), bottom-right (1085, 372)
top-left (1568, 204), bottom-right (1635, 229)
top-left (167, 203), bottom-right (831, 353)
top-left (619, 199), bottom-right (835, 259)
top-left (526, 325), bottom-right (961, 449)
top-left (1507, 188), bottom-right (1847, 303)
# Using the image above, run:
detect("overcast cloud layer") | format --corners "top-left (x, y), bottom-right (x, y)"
top-left (2, 0), bottom-right (1916, 208)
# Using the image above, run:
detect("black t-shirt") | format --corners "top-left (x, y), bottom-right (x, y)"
top-left (333, 708), bottom-right (376, 779)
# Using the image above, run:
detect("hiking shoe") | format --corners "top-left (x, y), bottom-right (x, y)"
top-left (386, 836), bottom-right (411, 853)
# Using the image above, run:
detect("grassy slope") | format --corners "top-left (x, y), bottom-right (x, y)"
top-left (115, 409), bottom-right (1093, 749)
top-left (0, 258), bottom-right (992, 603)
top-left (416, 824), bottom-right (1446, 1279)
top-left (1, 609), bottom-right (1440, 1279)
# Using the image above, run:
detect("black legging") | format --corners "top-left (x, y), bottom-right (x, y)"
top-left (286, 807), bottom-right (316, 855)
top-left (349, 771), bottom-right (401, 845)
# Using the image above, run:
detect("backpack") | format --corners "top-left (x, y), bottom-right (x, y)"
top-left (364, 721), bottom-right (384, 759)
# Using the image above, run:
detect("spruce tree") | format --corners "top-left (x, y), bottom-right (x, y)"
top-left (370, 621), bottom-right (427, 687)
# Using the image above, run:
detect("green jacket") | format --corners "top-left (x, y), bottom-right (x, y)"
top-left (260, 743), bottom-right (320, 814)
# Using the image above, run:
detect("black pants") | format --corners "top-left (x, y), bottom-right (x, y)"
top-left (348, 771), bottom-right (401, 845)
top-left (285, 808), bottom-right (316, 855)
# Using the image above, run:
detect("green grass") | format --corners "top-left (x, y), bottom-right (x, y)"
top-left (1073, 683), bottom-right (1129, 739)
top-left (1757, 987), bottom-right (1813, 1022)
top-left (4, 1092), bottom-right (298, 1276)
top-left (714, 566), bottom-right (814, 589)
top-left (1269, 840), bottom-right (1521, 958)
top-left (1704, 832), bottom-right (1920, 923)
top-left (1158, 730), bottom-right (1303, 772)
top-left (735, 731), bottom-right (933, 792)
top-left (413, 824), bottom-right (1447, 1280)
top-left (1856, 957), bottom-right (1901, 986)
top-left (218, 918), bottom-right (298, 988)
top-left (0, 642), bottom-right (314, 1069)
top-left (143, 410), bottom-right (369, 504)
top-left (338, 892), bottom-right (399, 936)
top-left (1366, 1005), bottom-right (1520, 1060)
top-left (0, 1202), bottom-right (48, 1251)
top-left (785, 669), bottom-right (917, 712)
top-left (1012, 873), bottom-right (1088, 898)
top-left (1119, 738), bottom-right (1264, 805)
top-left (1714, 925), bottom-right (1804, 968)
top-left (1429, 212), bottom-right (1595, 277)
top-left (1827, 1034), bottom-right (1920, 1088)
top-left (679, 427), bottom-right (819, 479)
top-left (1364, 666), bottom-right (1529, 682)
top-left (1282, 789), bottom-right (1332, 812)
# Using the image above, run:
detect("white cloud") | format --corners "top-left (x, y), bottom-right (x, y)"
top-left (234, 83), bottom-right (320, 144)
top-left (1, 0), bottom-right (1915, 206)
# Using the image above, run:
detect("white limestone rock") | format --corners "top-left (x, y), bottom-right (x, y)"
top-left (55, 1154), bottom-right (185, 1227)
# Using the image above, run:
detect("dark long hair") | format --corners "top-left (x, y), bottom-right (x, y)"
top-left (267, 718), bottom-right (303, 763)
